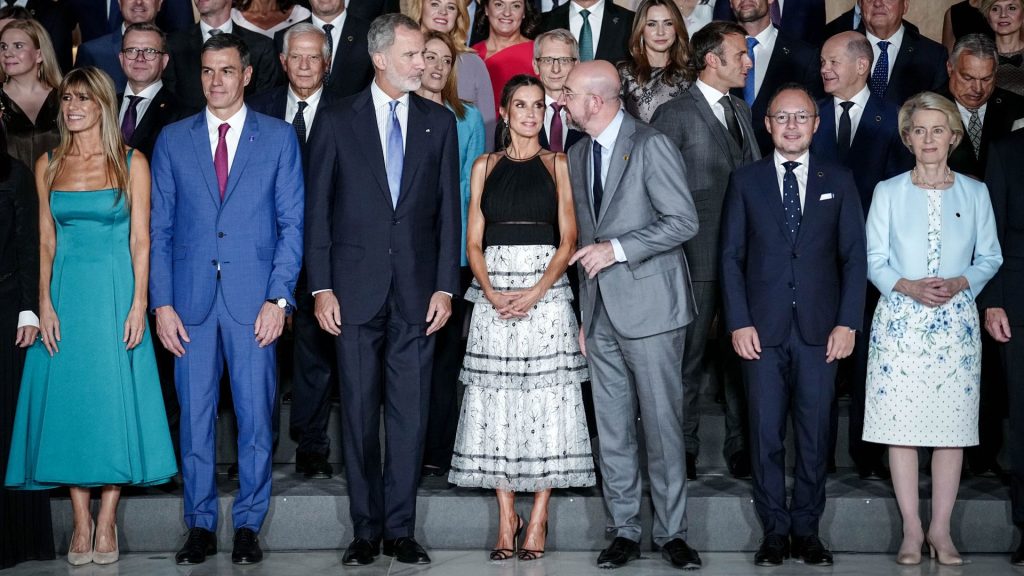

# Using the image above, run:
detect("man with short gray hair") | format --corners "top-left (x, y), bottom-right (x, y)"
top-left (531, 28), bottom-right (585, 152)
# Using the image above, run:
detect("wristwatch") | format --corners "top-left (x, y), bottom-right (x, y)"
top-left (268, 297), bottom-right (293, 315)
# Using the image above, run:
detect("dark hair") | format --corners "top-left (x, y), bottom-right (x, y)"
top-left (0, 6), bottom-right (31, 22)
top-left (689, 20), bottom-right (746, 74)
top-left (202, 32), bottom-right (251, 69)
top-left (624, 0), bottom-right (694, 86)
top-left (423, 30), bottom-right (468, 119)
top-left (473, 0), bottom-right (540, 43)
top-left (122, 22), bottom-right (167, 52)
top-left (498, 74), bottom-right (544, 149)
top-left (233, 0), bottom-right (297, 11)
top-left (767, 81), bottom-right (820, 115)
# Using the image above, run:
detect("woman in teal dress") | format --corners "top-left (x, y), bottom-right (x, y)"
top-left (5, 67), bottom-right (176, 565)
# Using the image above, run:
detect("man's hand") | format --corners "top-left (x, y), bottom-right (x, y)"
top-left (570, 242), bottom-right (617, 279)
top-left (254, 302), bottom-right (286, 347)
top-left (825, 326), bottom-right (855, 363)
top-left (985, 307), bottom-right (1012, 342)
top-left (425, 292), bottom-right (452, 335)
top-left (732, 326), bottom-right (761, 360)
top-left (314, 291), bottom-right (342, 335)
top-left (15, 325), bottom-right (38, 348)
top-left (155, 305), bottom-right (190, 357)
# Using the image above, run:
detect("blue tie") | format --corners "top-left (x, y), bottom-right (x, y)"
top-left (870, 41), bottom-right (891, 99)
top-left (592, 140), bottom-right (603, 213)
top-left (782, 161), bottom-right (801, 239)
top-left (386, 100), bottom-right (404, 208)
top-left (744, 37), bottom-right (758, 106)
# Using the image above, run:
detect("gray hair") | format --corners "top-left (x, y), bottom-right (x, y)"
top-left (950, 33), bottom-right (998, 65)
top-left (368, 13), bottom-right (421, 56)
top-left (533, 28), bottom-right (579, 61)
top-left (283, 22), bottom-right (330, 60)
top-left (843, 32), bottom-right (874, 69)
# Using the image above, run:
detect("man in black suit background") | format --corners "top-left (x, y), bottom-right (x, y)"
top-left (304, 13), bottom-right (460, 567)
top-left (823, 1), bottom-right (920, 43)
top-left (10, 1), bottom-right (76, 72)
top-left (68, 0), bottom-right (194, 42)
top-left (249, 23), bottom-right (339, 481)
top-left (714, 0), bottom-right (826, 48)
top-left (539, 0), bottom-right (632, 63)
top-left (727, 0), bottom-right (822, 156)
top-left (858, 0), bottom-right (946, 106)
top-left (77, 0), bottom-right (163, 90)
top-left (273, 0), bottom-right (375, 100)
top-left (164, 0), bottom-right (282, 112)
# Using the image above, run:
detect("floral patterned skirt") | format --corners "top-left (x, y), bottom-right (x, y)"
top-left (449, 245), bottom-right (595, 491)
top-left (863, 291), bottom-right (980, 447)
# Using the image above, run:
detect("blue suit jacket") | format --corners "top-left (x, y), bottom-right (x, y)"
top-left (811, 93), bottom-right (913, 214)
top-left (149, 109), bottom-right (304, 325)
top-left (715, 0), bottom-right (827, 46)
top-left (75, 30), bottom-right (126, 89)
top-left (720, 154), bottom-right (867, 347)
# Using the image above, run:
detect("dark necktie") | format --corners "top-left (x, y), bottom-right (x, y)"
top-left (782, 161), bottom-right (801, 239)
top-left (999, 53), bottom-right (1023, 67)
top-left (837, 101), bottom-right (854, 162)
top-left (719, 95), bottom-right (743, 146)
top-left (322, 24), bottom-right (335, 83)
top-left (549, 102), bottom-right (564, 152)
top-left (120, 95), bottom-right (143, 143)
top-left (579, 9), bottom-right (594, 61)
top-left (592, 139), bottom-right (603, 213)
top-left (870, 41), bottom-right (891, 98)
top-left (292, 101), bottom-right (308, 143)
top-left (215, 123), bottom-right (229, 200)
top-left (770, 0), bottom-right (782, 28)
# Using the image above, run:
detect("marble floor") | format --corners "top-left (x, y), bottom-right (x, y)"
top-left (4, 551), bottom-right (1024, 575)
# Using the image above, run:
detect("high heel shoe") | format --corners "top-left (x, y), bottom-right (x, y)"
top-left (518, 521), bottom-right (547, 561)
top-left (93, 524), bottom-right (120, 565)
top-left (67, 520), bottom-right (94, 566)
top-left (927, 535), bottom-right (964, 566)
top-left (895, 536), bottom-right (924, 565)
top-left (489, 514), bottom-right (524, 561)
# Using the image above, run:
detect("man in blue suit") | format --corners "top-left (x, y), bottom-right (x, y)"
top-left (76, 0), bottom-right (163, 91)
top-left (720, 84), bottom-right (866, 567)
top-left (304, 13), bottom-right (460, 567)
top-left (149, 32), bottom-right (304, 566)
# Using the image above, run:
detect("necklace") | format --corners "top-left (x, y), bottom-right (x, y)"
top-left (912, 166), bottom-right (952, 189)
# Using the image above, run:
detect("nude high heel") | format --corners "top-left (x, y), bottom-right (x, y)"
top-left (93, 524), bottom-right (120, 565)
top-left (67, 520), bottom-right (94, 566)
top-left (927, 535), bottom-right (964, 566)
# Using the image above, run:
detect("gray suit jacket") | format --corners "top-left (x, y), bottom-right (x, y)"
top-left (570, 113), bottom-right (699, 339)
top-left (650, 83), bottom-right (760, 282)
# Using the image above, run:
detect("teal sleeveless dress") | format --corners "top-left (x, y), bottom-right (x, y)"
top-left (5, 153), bottom-right (177, 489)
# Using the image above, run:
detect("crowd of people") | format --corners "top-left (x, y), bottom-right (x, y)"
top-left (0, 0), bottom-right (1022, 572)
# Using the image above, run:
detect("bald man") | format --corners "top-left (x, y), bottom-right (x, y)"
top-left (563, 60), bottom-right (702, 570)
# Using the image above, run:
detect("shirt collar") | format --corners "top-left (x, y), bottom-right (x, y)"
top-left (838, 84), bottom-right (871, 109)
top-left (206, 104), bottom-right (247, 135)
top-left (370, 78), bottom-right (410, 110)
top-left (125, 79), bottom-right (163, 100)
top-left (289, 85), bottom-right (324, 108)
top-left (594, 108), bottom-right (624, 150)
top-left (866, 23), bottom-right (904, 45)
top-left (571, 0), bottom-right (604, 16)
top-left (695, 78), bottom-right (728, 106)
top-left (956, 99), bottom-right (988, 116)
top-left (312, 11), bottom-right (347, 29)
top-left (774, 149), bottom-right (810, 172)
top-left (752, 23), bottom-right (777, 47)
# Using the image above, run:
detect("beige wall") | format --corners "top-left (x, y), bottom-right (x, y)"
top-left (825, 0), bottom-right (957, 42)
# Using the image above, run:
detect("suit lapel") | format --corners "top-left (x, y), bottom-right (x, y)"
top-left (336, 17), bottom-right (361, 68)
top-left (597, 115), bottom-right (635, 226)
top-left (350, 89), bottom-right (392, 208)
top-left (689, 84), bottom-right (737, 164)
top-left (574, 134), bottom-right (598, 224)
top-left (222, 111), bottom-right (259, 204)
top-left (596, 3), bottom-right (624, 59)
top-left (397, 96), bottom-right (429, 210)
top-left (132, 87), bottom-right (171, 144)
top-left (751, 38), bottom-right (789, 113)
top-left (795, 157), bottom-right (822, 246)
top-left (190, 114), bottom-right (222, 206)
top-left (815, 97), bottom-right (839, 158)
top-left (758, 158), bottom-right (791, 243)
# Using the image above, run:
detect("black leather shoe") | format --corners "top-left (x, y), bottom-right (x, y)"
top-left (175, 528), bottom-right (217, 565)
top-left (970, 460), bottom-right (1003, 478)
top-left (857, 459), bottom-right (890, 481)
top-left (231, 528), bottom-right (262, 564)
top-left (421, 464), bottom-right (448, 478)
top-left (226, 462), bottom-right (239, 481)
top-left (754, 534), bottom-right (789, 566)
top-left (342, 537), bottom-right (380, 566)
top-left (791, 534), bottom-right (832, 566)
top-left (685, 453), bottom-right (697, 481)
top-left (295, 451), bottom-right (333, 479)
top-left (383, 537), bottom-right (431, 564)
top-left (1012, 534), bottom-right (1024, 565)
top-left (729, 450), bottom-right (752, 479)
top-left (661, 538), bottom-right (702, 570)
top-left (597, 536), bottom-right (641, 569)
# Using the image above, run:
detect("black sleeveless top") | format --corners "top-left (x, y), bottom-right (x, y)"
top-left (481, 153), bottom-right (559, 247)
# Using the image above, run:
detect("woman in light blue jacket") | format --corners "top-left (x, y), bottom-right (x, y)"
top-left (863, 92), bottom-right (1002, 566)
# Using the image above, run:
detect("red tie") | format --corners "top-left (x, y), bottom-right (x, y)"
top-left (549, 102), bottom-right (564, 153)
top-left (215, 123), bottom-right (229, 199)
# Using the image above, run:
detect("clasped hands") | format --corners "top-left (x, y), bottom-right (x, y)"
top-left (486, 286), bottom-right (543, 320)
top-left (896, 276), bottom-right (967, 308)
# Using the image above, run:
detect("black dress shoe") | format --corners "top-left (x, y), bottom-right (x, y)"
top-left (791, 534), bottom-right (832, 566)
top-left (857, 460), bottom-right (890, 481)
top-left (175, 527), bottom-right (217, 565)
top-left (421, 464), bottom-right (448, 478)
top-left (661, 538), bottom-right (702, 570)
top-left (597, 536), bottom-right (641, 569)
top-left (231, 528), bottom-right (263, 564)
top-left (685, 453), bottom-right (697, 481)
top-left (295, 451), bottom-right (333, 479)
top-left (342, 537), bottom-right (380, 566)
top-left (970, 460), bottom-right (1003, 478)
top-left (754, 534), bottom-right (789, 566)
top-left (729, 450), bottom-right (752, 479)
top-left (383, 537), bottom-right (431, 564)
top-left (1012, 534), bottom-right (1024, 566)
top-left (226, 462), bottom-right (239, 481)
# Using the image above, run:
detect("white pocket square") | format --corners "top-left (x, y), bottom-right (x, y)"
top-left (820, 193), bottom-right (834, 201)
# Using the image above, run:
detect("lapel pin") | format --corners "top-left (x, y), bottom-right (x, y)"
top-left (875, 115), bottom-right (881, 122)
top-left (623, 154), bottom-right (629, 161)
top-left (347, 35), bottom-right (354, 42)
top-left (612, 17), bottom-right (619, 24)
top-left (956, 212), bottom-right (961, 218)
top-left (249, 136), bottom-right (256, 142)
top-left (782, 47), bottom-right (790, 55)
top-left (817, 171), bottom-right (824, 178)
top-left (908, 46), bottom-right (915, 53)
top-left (426, 128), bottom-right (431, 133)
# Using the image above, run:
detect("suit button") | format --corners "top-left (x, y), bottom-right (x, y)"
top-left (218, 232), bottom-right (225, 238)
top-left (792, 252), bottom-right (799, 259)
top-left (211, 259), bottom-right (218, 266)
top-left (389, 249), bottom-right (394, 255)
top-left (392, 219), bottom-right (399, 225)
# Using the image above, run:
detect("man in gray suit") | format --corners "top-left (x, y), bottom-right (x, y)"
top-left (651, 20), bottom-right (761, 480)
top-left (563, 60), bottom-right (701, 571)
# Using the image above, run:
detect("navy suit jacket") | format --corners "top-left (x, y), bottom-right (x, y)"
top-left (714, 0), bottom-right (827, 47)
top-left (822, 9), bottom-right (920, 43)
top-left (939, 87), bottom-right (1024, 180)
top-left (67, 0), bottom-right (195, 41)
top-left (304, 88), bottom-right (461, 325)
top-left (881, 26), bottom-right (949, 106)
top-left (979, 130), bottom-right (1024, 325)
top-left (272, 13), bottom-right (374, 100)
top-left (719, 154), bottom-right (867, 346)
top-left (811, 92), bottom-right (913, 213)
top-left (75, 29), bottom-right (126, 89)
top-left (539, 1), bottom-right (634, 64)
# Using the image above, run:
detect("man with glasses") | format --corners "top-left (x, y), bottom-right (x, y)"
top-left (77, 0), bottom-right (164, 88)
top-left (530, 29), bottom-right (584, 151)
top-left (719, 83), bottom-right (866, 567)
top-left (117, 23), bottom-right (185, 158)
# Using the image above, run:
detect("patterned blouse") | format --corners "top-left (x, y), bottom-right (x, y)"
top-left (618, 64), bottom-right (690, 124)
top-left (996, 48), bottom-right (1024, 97)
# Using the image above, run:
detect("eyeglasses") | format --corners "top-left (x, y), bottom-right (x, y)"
top-left (121, 47), bottom-right (165, 61)
top-left (769, 111), bottom-right (817, 125)
top-left (536, 56), bottom-right (577, 67)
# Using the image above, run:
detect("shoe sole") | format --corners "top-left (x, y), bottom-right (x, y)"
top-left (232, 557), bottom-right (262, 565)
top-left (342, 557), bottom-right (377, 566)
top-left (304, 472), bottom-right (332, 479)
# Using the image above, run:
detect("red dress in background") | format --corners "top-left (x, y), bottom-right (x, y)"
top-left (472, 40), bottom-right (537, 119)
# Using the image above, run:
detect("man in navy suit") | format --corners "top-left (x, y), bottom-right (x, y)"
top-left (68, 0), bottom-right (194, 42)
top-left (538, 0), bottom-right (633, 63)
top-left (859, 0), bottom-right (947, 106)
top-left (720, 84), bottom-right (866, 567)
top-left (304, 13), bottom-right (460, 567)
top-left (812, 31), bottom-right (910, 481)
top-left (823, 2), bottom-right (920, 45)
top-left (117, 23), bottom-right (187, 158)
top-left (76, 0), bottom-right (163, 90)
top-left (714, 0), bottom-right (826, 50)
top-left (533, 29), bottom-right (584, 151)
top-left (149, 32), bottom-right (304, 566)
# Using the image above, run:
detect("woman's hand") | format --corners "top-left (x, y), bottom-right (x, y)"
top-left (123, 303), bottom-right (147, 350)
top-left (504, 286), bottom-right (545, 317)
top-left (38, 300), bottom-right (60, 356)
top-left (486, 290), bottom-right (527, 320)
top-left (894, 277), bottom-right (953, 307)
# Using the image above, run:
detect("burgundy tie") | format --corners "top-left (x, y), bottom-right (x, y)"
top-left (215, 123), bottom-right (229, 199)
top-left (549, 102), bottom-right (564, 152)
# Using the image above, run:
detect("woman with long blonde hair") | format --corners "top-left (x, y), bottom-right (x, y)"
top-left (0, 18), bottom-right (62, 168)
top-left (4, 67), bottom-right (176, 566)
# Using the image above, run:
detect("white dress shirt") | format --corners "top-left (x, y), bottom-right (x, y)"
top-left (200, 18), bottom-right (234, 40)
top-left (591, 108), bottom-right (627, 261)
top-left (369, 79), bottom-right (409, 175)
top-left (544, 93), bottom-right (569, 149)
top-left (695, 78), bottom-right (733, 132)
top-left (287, 85), bottom-right (324, 140)
top-left (773, 150), bottom-right (810, 211)
top-left (866, 24), bottom-right (905, 83)
top-left (749, 24), bottom-right (778, 99)
top-left (832, 84), bottom-right (871, 139)
top-left (312, 11), bottom-right (347, 64)
top-left (956, 100), bottom-right (988, 128)
top-left (205, 105), bottom-right (247, 172)
top-left (684, 2), bottom-right (715, 36)
top-left (118, 80), bottom-right (164, 127)
top-left (570, 0), bottom-right (604, 56)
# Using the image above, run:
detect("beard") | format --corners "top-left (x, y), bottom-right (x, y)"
top-left (385, 66), bottom-right (423, 94)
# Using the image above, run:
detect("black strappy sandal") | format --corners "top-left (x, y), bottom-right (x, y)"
top-left (518, 521), bottom-right (548, 561)
top-left (489, 514), bottom-right (524, 561)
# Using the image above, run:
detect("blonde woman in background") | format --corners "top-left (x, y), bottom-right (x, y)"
top-left (0, 19), bottom-right (61, 168)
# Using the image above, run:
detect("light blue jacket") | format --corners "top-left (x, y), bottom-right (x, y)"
top-left (866, 171), bottom-right (1002, 300)
top-left (453, 103), bottom-right (486, 267)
